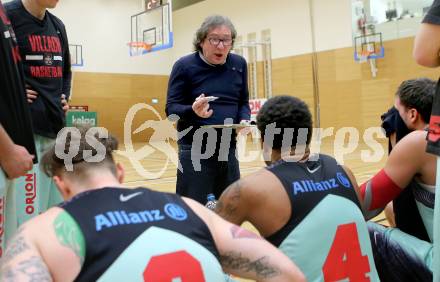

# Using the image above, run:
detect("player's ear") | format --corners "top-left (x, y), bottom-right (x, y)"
top-left (261, 141), bottom-right (274, 166)
top-left (409, 108), bottom-right (418, 123)
top-left (53, 175), bottom-right (71, 200)
top-left (116, 163), bottom-right (125, 184)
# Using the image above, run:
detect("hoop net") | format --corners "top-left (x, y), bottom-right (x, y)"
top-left (128, 42), bottom-right (153, 56)
top-left (358, 48), bottom-right (377, 63)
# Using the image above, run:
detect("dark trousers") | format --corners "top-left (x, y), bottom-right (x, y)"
top-left (176, 144), bottom-right (240, 204)
top-left (368, 222), bottom-right (432, 282)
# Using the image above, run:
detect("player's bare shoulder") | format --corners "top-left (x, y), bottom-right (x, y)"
top-left (391, 129), bottom-right (428, 158)
top-left (23, 206), bottom-right (64, 229)
top-left (239, 168), bottom-right (285, 204)
top-left (403, 130), bottom-right (428, 145)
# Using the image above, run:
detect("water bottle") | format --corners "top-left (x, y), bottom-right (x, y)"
top-left (205, 193), bottom-right (217, 210)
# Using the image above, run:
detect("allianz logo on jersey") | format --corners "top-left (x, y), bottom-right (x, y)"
top-left (291, 172), bottom-right (351, 195)
top-left (95, 203), bottom-right (188, 231)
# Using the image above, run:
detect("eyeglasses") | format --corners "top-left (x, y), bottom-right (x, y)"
top-left (207, 37), bottom-right (233, 47)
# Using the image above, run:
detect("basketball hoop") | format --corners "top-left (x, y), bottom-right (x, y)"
top-left (353, 33), bottom-right (384, 78)
top-left (356, 49), bottom-right (378, 76)
top-left (353, 33), bottom-right (384, 63)
top-left (130, 0), bottom-right (173, 57)
top-left (358, 50), bottom-right (372, 63)
top-left (127, 42), bottom-right (153, 56)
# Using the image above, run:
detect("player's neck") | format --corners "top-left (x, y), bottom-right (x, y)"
top-left (22, 0), bottom-right (46, 20)
top-left (272, 147), bottom-right (310, 163)
top-left (414, 121), bottom-right (428, 131)
top-left (71, 173), bottom-right (123, 196)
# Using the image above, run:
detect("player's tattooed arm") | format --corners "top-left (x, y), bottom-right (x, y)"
top-left (220, 251), bottom-right (280, 279)
top-left (215, 180), bottom-right (244, 224)
top-left (2, 228), bottom-right (29, 263)
top-left (1, 256), bottom-right (52, 282)
top-left (216, 224), bottom-right (305, 281)
top-left (0, 227), bottom-right (52, 282)
top-left (222, 225), bottom-right (278, 278)
top-left (53, 211), bottom-right (86, 265)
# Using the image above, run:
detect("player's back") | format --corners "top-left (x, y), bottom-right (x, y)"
top-left (61, 187), bottom-right (226, 282)
top-left (265, 154), bottom-right (379, 282)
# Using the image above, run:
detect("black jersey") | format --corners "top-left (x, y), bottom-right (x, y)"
top-left (0, 1), bottom-right (36, 160)
top-left (5, 0), bottom-right (71, 138)
top-left (423, 1), bottom-right (440, 156)
top-left (264, 154), bottom-right (379, 281)
top-left (426, 78), bottom-right (440, 156)
top-left (61, 187), bottom-right (221, 282)
top-left (265, 154), bottom-right (361, 247)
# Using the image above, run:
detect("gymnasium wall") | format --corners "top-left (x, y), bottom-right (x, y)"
top-left (317, 37), bottom-right (438, 132)
top-left (171, 0), bottom-right (313, 60)
top-left (171, 0), bottom-right (353, 61)
top-left (70, 72), bottom-right (169, 143)
top-left (69, 36), bottom-right (440, 142)
top-left (52, 0), bottom-right (439, 142)
top-left (50, 0), bottom-right (353, 74)
top-left (52, 0), bottom-right (173, 75)
top-left (267, 37), bottom-right (439, 133)
top-left (64, 0), bottom-right (350, 141)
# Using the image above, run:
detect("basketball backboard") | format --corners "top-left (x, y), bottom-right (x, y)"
top-left (69, 44), bottom-right (83, 67)
top-left (353, 32), bottom-right (384, 62)
top-left (129, 0), bottom-right (173, 56)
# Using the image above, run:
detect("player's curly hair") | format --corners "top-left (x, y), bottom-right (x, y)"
top-left (41, 126), bottom-right (119, 178)
top-left (256, 96), bottom-right (313, 150)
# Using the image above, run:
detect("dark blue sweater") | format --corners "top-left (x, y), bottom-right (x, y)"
top-left (166, 52), bottom-right (250, 145)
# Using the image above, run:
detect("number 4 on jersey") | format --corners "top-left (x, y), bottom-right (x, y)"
top-left (323, 223), bottom-right (371, 282)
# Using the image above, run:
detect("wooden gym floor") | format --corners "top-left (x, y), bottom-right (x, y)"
top-left (118, 139), bottom-right (386, 197)
top-left (116, 138), bottom-right (389, 219)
